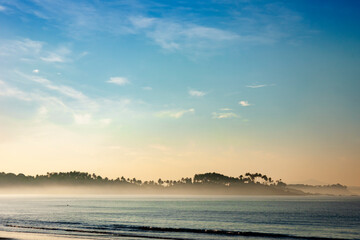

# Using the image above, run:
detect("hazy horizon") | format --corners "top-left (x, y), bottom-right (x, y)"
top-left (0, 170), bottom-right (357, 187)
top-left (0, 0), bottom-right (359, 186)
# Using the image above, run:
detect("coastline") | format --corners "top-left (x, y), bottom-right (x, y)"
top-left (1, 195), bottom-right (359, 240)
top-left (0, 230), bottom-right (96, 240)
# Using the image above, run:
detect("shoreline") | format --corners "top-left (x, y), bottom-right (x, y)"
top-left (0, 193), bottom-right (358, 197)
top-left (0, 191), bottom-right (358, 197)
top-left (0, 230), bottom-right (96, 240)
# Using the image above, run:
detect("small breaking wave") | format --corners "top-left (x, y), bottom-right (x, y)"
top-left (5, 224), bottom-right (353, 240)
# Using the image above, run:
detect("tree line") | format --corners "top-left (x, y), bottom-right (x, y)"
top-left (0, 171), bottom-right (288, 187)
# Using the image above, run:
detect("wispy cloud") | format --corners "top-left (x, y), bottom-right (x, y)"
top-left (145, 20), bottom-right (238, 51)
top-left (188, 89), bottom-right (206, 97)
top-left (0, 72), bottom-right (133, 128)
top-left (0, 80), bottom-right (31, 101)
top-left (0, 5), bottom-right (6, 11)
top-left (182, 26), bottom-right (238, 41)
top-left (230, 2), bottom-right (307, 45)
top-left (156, 108), bottom-right (195, 119)
top-left (0, 38), bottom-right (43, 57)
top-left (40, 54), bottom-right (64, 63)
top-left (142, 86), bottom-right (152, 91)
top-left (220, 108), bottom-right (232, 111)
top-left (0, 79), bottom-right (72, 116)
top-left (73, 113), bottom-right (91, 125)
top-left (2, 1), bottom-right (309, 56)
top-left (32, 69), bottom-right (39, 73)
top-left (3, 2), bottom-right (239, 53)
top-left (212, 112), bottom-right (239, 119)
top-left (26, 75), bottom-right (88, 101)
top-left (0, 38), bottom-right (72, 63)
top-left (14, 71), bottom-right (97, 118)
top-left (130, 16), bottom-right (155, 29)
top-left (37, 106), bottom-right (48, 116)
top-left (239, 100), bottom-right (251, 107)
top-left (246, 84), bottom-right (268, 88)
top-left (40, 46), bottom-right (71, 63)
top-left (107, 77), bottom-right (130, 86)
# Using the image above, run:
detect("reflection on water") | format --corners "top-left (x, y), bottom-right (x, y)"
top-left (0, 195), bottom-right (359, 239)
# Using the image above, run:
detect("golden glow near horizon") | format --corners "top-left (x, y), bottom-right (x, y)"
top-left (0, 1), bottom-right (359, 186)
top-left (1, 117), bottom-right (359, 185)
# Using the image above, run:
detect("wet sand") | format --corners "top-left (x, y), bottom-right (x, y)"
top-left (0, 230), bottom-right (154, 240)
top-left (0, 231), bottom-right (97, 240)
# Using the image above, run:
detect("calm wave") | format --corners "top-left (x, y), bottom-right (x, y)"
top-left (0, 196), bottom-right (359, 239)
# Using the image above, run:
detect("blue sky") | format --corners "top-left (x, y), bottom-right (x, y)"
top-left (0, 0), bottom-right (359, 184)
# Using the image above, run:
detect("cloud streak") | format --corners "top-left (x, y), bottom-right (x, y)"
top-left (212, 112), bottom-right (239, 119)
top-left (144, 19), bottom-right (239, 51)
top-left (156, 108), bottom-right (195, 119)
top-left (2, 1), bottom-right (309, 56)
top-left (2, 2), bottom-right (239, 53)
top-left (0, 38), bottom-right (71, 63)
top-left (3, 72), bottom-right (130, 127)
top-left (246, 84), bottom-right (268, 88)
top-left (188, 89), bottom-right (206, 97)
top-left (0, 80), bottom-right (32, 101)
top-left (0, 38), bottom-right (43, 57)
top-left (239, 100), bottom-right (251, 107)
top-left (21, 74), bottom-right (88, 101)
top-left (107, 77), bottom-right (130, 86)
top-left (74, 113), bottom-right (92, 125)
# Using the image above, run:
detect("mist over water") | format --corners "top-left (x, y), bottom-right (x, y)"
top-left (1, 1), bottom-right (360, 239)
top-left (0, 195), bottom-right (359, 240)
top-left (1, 171), bottom-right (355, 196)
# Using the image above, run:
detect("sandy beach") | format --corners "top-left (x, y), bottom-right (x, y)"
top-left (0, 231), bottom-right (98, 240)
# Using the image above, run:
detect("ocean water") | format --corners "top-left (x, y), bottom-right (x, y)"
top-left (0, 195), bottom-right (359, 240)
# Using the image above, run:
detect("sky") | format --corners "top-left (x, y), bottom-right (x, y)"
top-left (0, 0), bottom-right (359, 185)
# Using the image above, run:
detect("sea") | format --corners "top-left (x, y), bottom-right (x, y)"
top-left (0, 195), bottom-right (359, 240)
